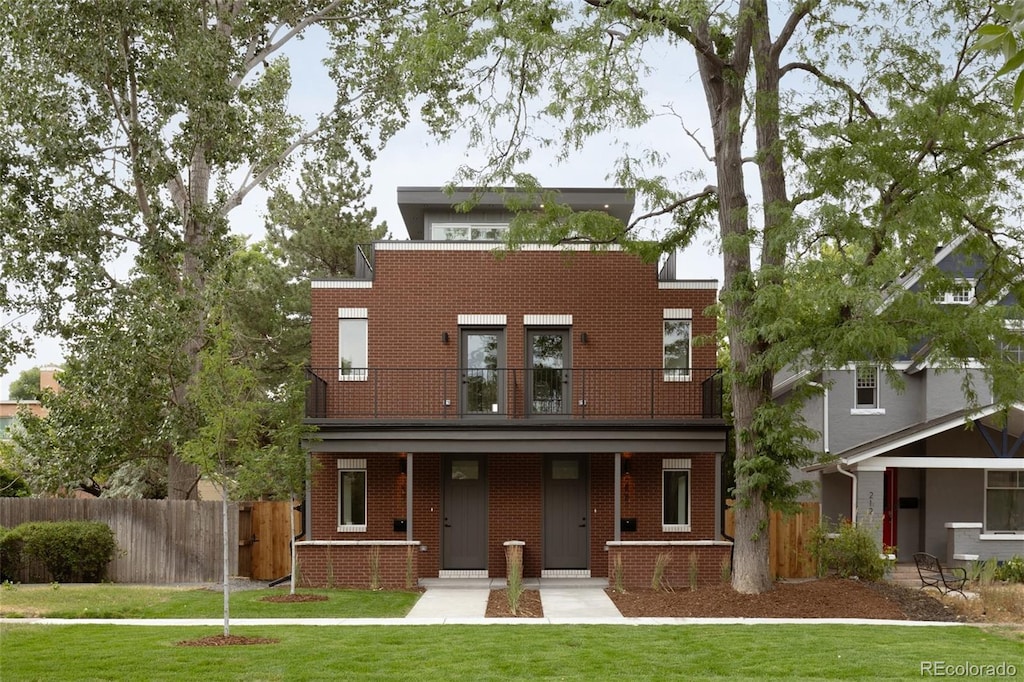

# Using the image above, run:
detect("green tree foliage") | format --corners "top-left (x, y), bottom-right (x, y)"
top-left (401, 1), bottom-right (1024, 592)
top-left (7, 368), bottom-right (41, 402)
top-left (0, 2), bottom-right (429, 499)
top-left (975, 0), bottom-right (1024, 108)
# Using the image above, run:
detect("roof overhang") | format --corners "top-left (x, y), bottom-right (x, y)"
top-left (396, 187), bottom-right (635, 240)
top-left (804, 402), bottom-right (1024, 473)
top-left (304, 419), bottom-right (727, 454)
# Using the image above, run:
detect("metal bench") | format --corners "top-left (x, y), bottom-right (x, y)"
top-left (913, 552), bottom-right (968, 598)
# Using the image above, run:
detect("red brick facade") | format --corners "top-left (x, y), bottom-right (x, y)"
top-left (298, 239), bottom-right (730, 587)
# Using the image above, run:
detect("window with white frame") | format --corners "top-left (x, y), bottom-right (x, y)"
top-left (430, 222), bottom-right (509, 241)
top-left (662, 458), bottom-right (691, 532)
top-left (337, 458), bottom-right (367, 532)
top-left (663, 309), bottom-right (692, 381)
top-left (855, 366), bottom-right (878, 409)
top-left (338, 308), bottom-right (368, 381)
top-left (933, 279), bottom-right (975, 305)
top-left (985, 470), bottom-right (1024, 533)
top-left (999, 321), bottom-right (1024, 364)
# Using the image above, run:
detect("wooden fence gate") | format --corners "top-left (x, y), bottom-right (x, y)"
top-left (237, 500), bottom-right (300, 581)
top-left (725, 501), bottom-right (820, 579)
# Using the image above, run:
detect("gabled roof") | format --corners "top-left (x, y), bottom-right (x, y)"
top-left (803, 402), bottom-right (1024, 472)
top-left (396, 187), bottom-right (634, 240)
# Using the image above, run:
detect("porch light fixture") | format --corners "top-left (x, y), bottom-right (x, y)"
top-left (441, 331), bottom-right (450, 344)
top-left (580, 332), bottom-right (589, 344)
top-left (399, 454), bottom-right (407, 474)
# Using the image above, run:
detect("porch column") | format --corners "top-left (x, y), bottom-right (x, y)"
top-left (406, 453), bottom-right (414, 542)
top-left (714, 452), bottom-right (722, 540)
top-left (614, 452), bottom-right (621, 542)
top-left (856, 469), bottom-right (884, 547)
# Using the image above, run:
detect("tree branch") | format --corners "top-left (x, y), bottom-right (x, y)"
top-left (627, 186), bottom-right (717, 231)
top-left (780, 62), bottom-right (878, 123)
top-left (771, 0), bottom-right (819, 62)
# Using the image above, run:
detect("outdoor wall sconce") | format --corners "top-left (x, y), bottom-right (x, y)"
top-left (441, 331), bottom-right (450, 344)
top-left (398, 454), bottom-right (407, 474)
top-left (580, 332), bottom-right (589, 344)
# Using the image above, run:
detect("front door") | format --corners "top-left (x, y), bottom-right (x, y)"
top-left (461, 330), bottom-right (504, 415)
top-left (544, 454), bottom-right (589, 569)
top-left (442, 455), bottom-right (488, 570)
top-left (527, 330), bottom-right (570, 416)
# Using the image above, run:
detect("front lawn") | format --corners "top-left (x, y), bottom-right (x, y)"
top-left (1, 623), bottom-right (1021, 680)
top-left (0, 584), bottom-right (418, 619)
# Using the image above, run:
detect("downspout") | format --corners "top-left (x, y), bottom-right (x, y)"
top-left (837, 462), bottom-right (857, 525)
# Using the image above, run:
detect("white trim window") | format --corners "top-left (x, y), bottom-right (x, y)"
top-left (851, 366), bottom-right (883, 414)
top-left (663, 309), bottom-right (692, 381)
top-left (338, 458), bottom-right (367, 532)
top-left (431, 222), bottom-right (509, 241)
top-left (985, 470), bottom-right (1024, 533)
top-left (662, 458), bottom-right (691, 532)
top-left (338, 308), bottom-right (368, 381)
top-left (934, 279), bottom-right (975, 305)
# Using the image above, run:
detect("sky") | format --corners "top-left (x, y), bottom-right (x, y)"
top-left (0, 22), bottom-right (724, 400)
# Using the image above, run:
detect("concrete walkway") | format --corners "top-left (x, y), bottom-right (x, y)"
top-left (404, 577), bottom-right (623, 622)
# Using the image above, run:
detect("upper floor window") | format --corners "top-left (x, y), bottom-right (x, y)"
top-left (999, 322), bottom-right (1024, 364)
top-left (934, 279), bottom-right (975, 305)
top-left (663, 309), bottom-right (692, 381)
top-left (338, 308), bottom-right (368, 381)
top-left (985, 470), bottom-right (1023, 533)
top-left (431, 223), bottom-right (509, 241)
top-left (855, 366), bottom-right (878, 409)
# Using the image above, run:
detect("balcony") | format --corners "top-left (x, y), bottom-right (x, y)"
top-left (305, 367), bottom-right (724, 421)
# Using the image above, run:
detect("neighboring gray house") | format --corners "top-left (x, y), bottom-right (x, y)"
top-left (777, 242), bottom-right (1024, 566)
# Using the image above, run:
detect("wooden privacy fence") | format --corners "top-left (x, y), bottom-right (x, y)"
top-left (725, 501), bottom-right (820, 579)
top-left (0, 498), bottom-right (239, 584)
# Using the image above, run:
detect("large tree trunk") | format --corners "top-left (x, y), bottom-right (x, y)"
top-left (693, 2), bottom-right (775, 594)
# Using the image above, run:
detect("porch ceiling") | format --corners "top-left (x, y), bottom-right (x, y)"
top-left (303, 418), bottom-right (728, 454)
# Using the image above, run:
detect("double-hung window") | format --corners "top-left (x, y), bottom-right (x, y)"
top-left (338, 308), bottom-right (368, 381)
top-left (985, 470), bottom-right (1024, 533)
top-left (662, 458), bottom-right (691, 532)
top-left (855, 366), bottom-right (878, 409)
top-left (663, 309), bottom-right (692, 381)
top-left (338, 458), bottom-right (367, 532)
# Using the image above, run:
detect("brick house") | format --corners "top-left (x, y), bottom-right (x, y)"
top-left (295, 187), bottom-right (731, 589)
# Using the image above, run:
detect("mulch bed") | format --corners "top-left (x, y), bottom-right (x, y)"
top-left (177, 635), bottom-right (280, 647)
top-left (606, 577), bottom-right (964, 621)
top-left (260, 594), bottom-right (329, 603)
top-left (486, 589), bottom-right (544, 618)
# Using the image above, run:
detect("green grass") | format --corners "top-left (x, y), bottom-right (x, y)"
top-left (1, 623), bottom-right (1021, 681)
top-left (0, 584), bottom-right (418, 619)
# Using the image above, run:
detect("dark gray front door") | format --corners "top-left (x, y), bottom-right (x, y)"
top-left (527, 330), bottom-right (570, 416)
top-left (442, 455), bottom-right (488, 569)
top-left (544, 454), bottom-right (589, 569)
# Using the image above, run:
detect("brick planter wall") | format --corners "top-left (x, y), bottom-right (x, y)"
top-left (606, 542), bottom-right (733, 590)
top-left (295, 541), bottom-right (419, 589)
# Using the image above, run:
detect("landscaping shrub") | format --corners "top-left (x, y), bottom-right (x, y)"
top-left (995, 556), bottom-right (1024, 583)
top-left (10, 521), bottom-right (118, 582)
top-left (0, 526), bottom-right (24, 582)
top-left (808, 520), bottom-right (885, 582)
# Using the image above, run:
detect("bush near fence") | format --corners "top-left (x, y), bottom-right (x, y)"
top-left (0, 498), bottom-right (238, 583)
top-left (0, 521), bottom-right (118, 583)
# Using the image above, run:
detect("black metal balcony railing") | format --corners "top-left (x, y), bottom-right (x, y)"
top-left (305, 367), bottom-right (724, 420)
